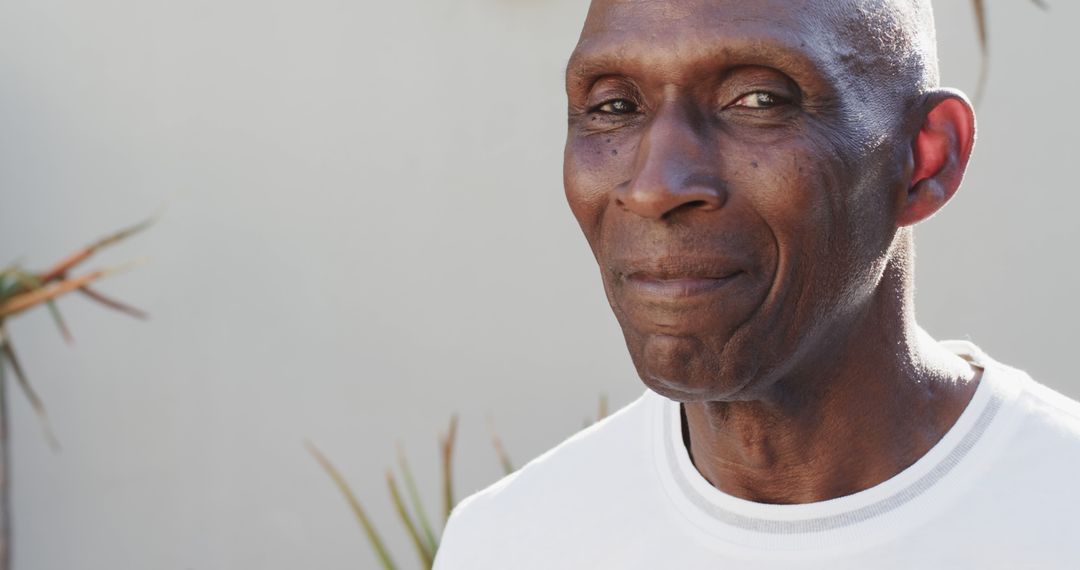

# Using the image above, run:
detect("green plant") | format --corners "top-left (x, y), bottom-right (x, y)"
top-left (0, 217), bottom-right (152, 570)
top-left (0, 218), bottom-right (152, 445)
top-left (308, 398), bottom-right (609, 570)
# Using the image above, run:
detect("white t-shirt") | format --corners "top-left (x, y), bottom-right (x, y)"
top-left (434, 342), bottom-right (1080, 569)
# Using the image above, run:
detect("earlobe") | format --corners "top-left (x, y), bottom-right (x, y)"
top-left (897, 90), bottom-right (976, 227)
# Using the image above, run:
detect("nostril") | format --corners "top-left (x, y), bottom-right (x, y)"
top-left (612, 177), bottom-right (725, 220)
top-left (660, 199), bottom-right (720, 220)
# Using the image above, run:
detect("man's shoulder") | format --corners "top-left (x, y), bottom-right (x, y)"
top-left (454, 390), bottom-right (653, 518)
top-left (1009, 364), bottom-right (1080, 445)
top-left (951, 342), bottom-right (1080, 444)
top-left (434, 391), bottom-right (658, 565)
top-left (977, 354), bottom-right (1080, 491)
top-left (1017, 371), bottom-right (1080, 422)
top-left (951, 357), bottom-right (1080, 555)
top-left (979, 347), bottom-right (1080, 433)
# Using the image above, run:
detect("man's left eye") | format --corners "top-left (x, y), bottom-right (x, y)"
top-left (729, 92), bottom-right (786, 109)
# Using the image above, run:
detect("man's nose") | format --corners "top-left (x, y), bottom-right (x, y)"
top-left (613, 102), bottom-right (726, 220)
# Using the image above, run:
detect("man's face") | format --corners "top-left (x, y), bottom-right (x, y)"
top-left (564, 0), bottom-right (910, 402)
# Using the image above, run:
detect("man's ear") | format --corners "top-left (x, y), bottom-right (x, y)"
top-left (897, 89), bottom-right (976, 227)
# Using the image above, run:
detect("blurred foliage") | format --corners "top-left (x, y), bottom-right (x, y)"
top-left (309, 397), bottom-right (608, 570)
top-left (0, 217), bottom-right (150, 570)
top-left (971, 0), bottom-right (1049, 103)
top-left (0, 217), bottom-right (152, 447)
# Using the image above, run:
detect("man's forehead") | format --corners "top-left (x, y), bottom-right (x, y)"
top-left (579, 0), bottom-right (823, 35)
top-left (571, 0), bottom-right (852, 81)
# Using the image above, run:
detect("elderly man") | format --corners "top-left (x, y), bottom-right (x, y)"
top-left (434, 0), bottom-right (1080, 567)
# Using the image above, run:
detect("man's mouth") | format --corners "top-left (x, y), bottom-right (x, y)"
top-left (622, 271), bottom-right (743, 300)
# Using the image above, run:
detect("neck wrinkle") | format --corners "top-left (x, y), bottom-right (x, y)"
top-left (682, 249), bottom-right (980, 504)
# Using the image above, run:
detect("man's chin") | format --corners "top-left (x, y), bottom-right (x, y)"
top-left (629, 333), bottom-right (751, 403)
top-left (638, 372), bottom-right (757, 404)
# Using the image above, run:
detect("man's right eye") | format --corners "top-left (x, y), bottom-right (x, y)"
top-left (593, 99), bottom-right (638, 114)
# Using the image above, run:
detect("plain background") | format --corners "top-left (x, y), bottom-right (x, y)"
top-left (0, 1), bottom-right (1076, 568)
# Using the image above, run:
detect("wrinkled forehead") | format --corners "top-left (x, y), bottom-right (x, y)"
top-left (569, 0), bottom-right (859, 90)
top-left (579, 0), bottom-right (827, 35)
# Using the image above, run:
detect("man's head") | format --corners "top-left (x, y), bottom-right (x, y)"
top-left (563, 0), bottom-right (975, 402)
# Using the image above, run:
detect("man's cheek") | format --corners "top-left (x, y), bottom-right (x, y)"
top-left (565, 140), bottom-right (626, 220)
top-left (739, 148), bottom-right (838, 235)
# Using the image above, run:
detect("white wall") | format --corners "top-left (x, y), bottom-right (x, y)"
top-left (0, 1), bottom-right (1075, 568)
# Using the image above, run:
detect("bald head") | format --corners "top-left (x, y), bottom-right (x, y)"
top-left (830, 0), bottom-right (939, 100)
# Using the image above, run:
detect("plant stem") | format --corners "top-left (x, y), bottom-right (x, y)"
top-left (387, 471), bottom-right (434, 568)
top-left (306, 441), bottom-right (398, 570)
top-left (0, 336), bottom-right (11, 570)
top-left (440, 416), bottom-right (458, 523)
top-left (396, 445), bottom-right (439, 554)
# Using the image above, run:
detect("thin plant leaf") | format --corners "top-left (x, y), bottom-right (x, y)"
top-left (41, 299), bottom-right (72, 344)
top-left (0, 342), bottom-right (8, 570)
top-left (0, 327), bottom-right (60, 451)
top-left (387, 470), bottom-right (434, 568)
top-left (972, 0), bottom-right (988, 55)
top-left (0, 271), bottom-right (107, 319)
top-left (9, 270), bottom-right (73, 344)
top-left (0, 267), bottom-right (19, 298)
top-left (396, 444), bottom-right (439, 554)
top-left (487, 416), bottom-right (514, 475)
top-left (36, 215), bottom-right (157, 286)
top-left (78, 286), bottom-right (149, 320)
top-left (969, 0), bottom-right (1050, 106)
top-left (440, 415), bottom-right (459, 523)
top-left (1, 262), bottom-right (28, 297)
top-left (971, 0), bottom-right (989, 106)
top-left (305, 440), bottom-right (398, 570)
top-left (0, 259), bottom-right (144, 320)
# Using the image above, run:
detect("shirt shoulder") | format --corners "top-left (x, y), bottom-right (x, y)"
top-left (433, 391), bottom-right (658, 569)
top-left (982, 351), bottom-right (1080, 443)
top-left (934, 357), bottom-right (1080, 561)
top-left (949, 341), bottom-right (1080, 446)
top-left (1007, 364), bottom-right (1080, 461)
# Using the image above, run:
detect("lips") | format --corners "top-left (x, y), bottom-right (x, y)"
top-left (624, 271), bottom-right (742, 299)
top-left (614, 252), bottom-right (745, 303)
top-left (608, 255), bottom-right (754, 333)
top-left (623, 270), bottom-right (742, 300)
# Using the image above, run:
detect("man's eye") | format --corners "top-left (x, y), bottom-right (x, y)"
top-left (594, 99), bottom-right (638, 114)
top-left (728, 92), bottom-right (786, 109)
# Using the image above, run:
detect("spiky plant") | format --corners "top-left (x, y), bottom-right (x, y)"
top-left (309, 397), bottom-right (609, 570)
top-left (0, 218), bottom-right (151, 570)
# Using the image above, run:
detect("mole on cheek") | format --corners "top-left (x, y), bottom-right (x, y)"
top-left (611, 149), bottom-right (618, 155)
top-left (750, 161), bottom-right (759, 169)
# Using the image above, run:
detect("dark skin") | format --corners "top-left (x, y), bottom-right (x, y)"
top-left (564, 0), bottom-right (980, 504)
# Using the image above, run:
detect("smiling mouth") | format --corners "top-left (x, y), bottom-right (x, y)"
top-left (623, 271), bottom-right (743, 300)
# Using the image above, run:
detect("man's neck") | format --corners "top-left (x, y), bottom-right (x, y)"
top-left (681, 303), bottom-right (981, 505)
